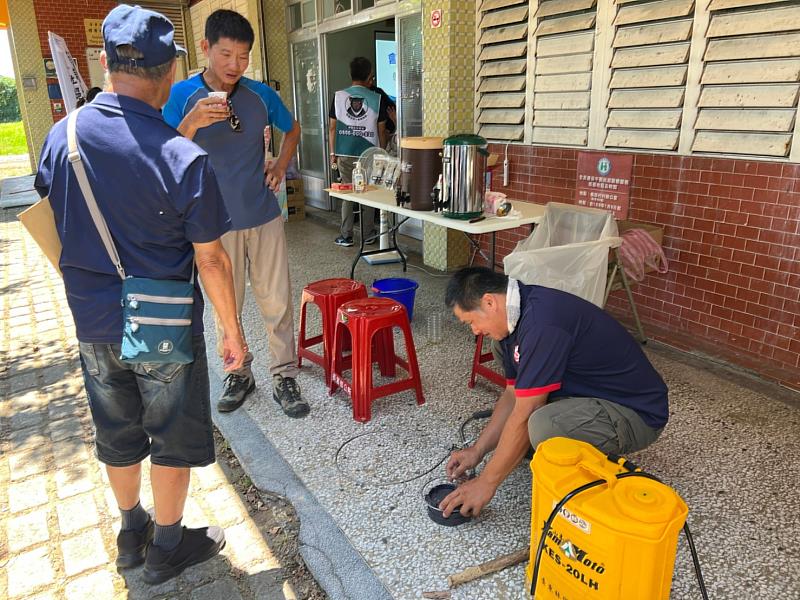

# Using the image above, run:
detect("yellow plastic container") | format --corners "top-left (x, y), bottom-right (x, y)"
top-left (526, 438), bottom-right (688, 600)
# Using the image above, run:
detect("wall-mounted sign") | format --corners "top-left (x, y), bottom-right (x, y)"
top-left (86, 47), bottom-right (103, 88)
top-left (575, 151), bottom-right (633, 220)
top-left (431, 9), bottom-right (442, 28)
top-left (47, 82), bottom-right (62, 99)
top-left (44, 58), bottom-right (57, 78)
top-left (84, 18), bottom-right (103, 46)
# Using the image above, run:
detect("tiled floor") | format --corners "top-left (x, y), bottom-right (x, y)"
top-left (210, 212), bottom-right (800, 600)
top-left (0, 206), bottom-right (296, 600)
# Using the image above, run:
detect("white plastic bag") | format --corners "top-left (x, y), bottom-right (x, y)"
top-left (503, 203), bottom-right (622, 307)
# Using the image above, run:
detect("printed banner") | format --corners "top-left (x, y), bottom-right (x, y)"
top-left (48, 31), bottom-right (87, 113)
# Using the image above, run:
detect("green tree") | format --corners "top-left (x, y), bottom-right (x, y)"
top-left (0, 76), bottom-right (21, 123)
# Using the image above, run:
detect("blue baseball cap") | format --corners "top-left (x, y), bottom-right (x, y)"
top-left (103, 4), bottom-right (186, 68)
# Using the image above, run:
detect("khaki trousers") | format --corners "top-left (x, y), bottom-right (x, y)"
top-left (214, 216), bottom-right (298, 379)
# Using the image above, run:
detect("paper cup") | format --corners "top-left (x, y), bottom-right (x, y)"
top-left (207, 91), bottom-right (227, 101)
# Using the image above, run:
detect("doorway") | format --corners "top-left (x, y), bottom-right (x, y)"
top-left (289, 12), bottom-right (423, 241)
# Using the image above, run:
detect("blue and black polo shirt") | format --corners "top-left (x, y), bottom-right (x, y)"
top-left (163, 73), bottom-right (295, 231)
top-left (501, 284), bottom-right (669, 429)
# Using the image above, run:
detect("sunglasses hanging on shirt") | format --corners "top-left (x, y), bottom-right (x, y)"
top-left (227, 99), bottom-right (242, 132)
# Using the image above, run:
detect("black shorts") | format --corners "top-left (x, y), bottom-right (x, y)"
top-left (78, 336), bottom-right (214, 468)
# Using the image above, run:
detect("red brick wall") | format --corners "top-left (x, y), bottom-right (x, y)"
top-left (483, 144), bottom-right (800, 391)
top-left (32, 0), bottom-right (117, 121)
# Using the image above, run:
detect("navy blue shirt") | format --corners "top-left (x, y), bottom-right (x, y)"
top-left (501, 284), bottom-right (669, 429)
top-left (34, 93), bottom-right (231, 343)
top-left (163, 73), bottom-right (295, 231)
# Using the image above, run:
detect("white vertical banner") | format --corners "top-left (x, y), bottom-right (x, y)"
top-left (48, 31), bottom-right (88, 112)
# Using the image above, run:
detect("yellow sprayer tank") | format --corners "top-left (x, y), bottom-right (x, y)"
top-left (526, 437), bottom-right (688, 600)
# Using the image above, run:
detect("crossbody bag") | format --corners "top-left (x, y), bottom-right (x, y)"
top-left (66, 107), bottom-right (195, 364)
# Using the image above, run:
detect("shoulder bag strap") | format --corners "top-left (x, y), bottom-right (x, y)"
top-left (66, 107), bottom-right (127, 281)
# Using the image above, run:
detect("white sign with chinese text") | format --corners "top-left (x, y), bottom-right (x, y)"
top-left (48, 31), bottom-right (87, 113)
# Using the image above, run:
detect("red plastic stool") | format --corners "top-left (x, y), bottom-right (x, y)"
top-left (468, 334), bottom-right (505, 388)
top-left (297, 278), bottom-right (367, 386)
top-left (329, 298), bottom-right (425, 422)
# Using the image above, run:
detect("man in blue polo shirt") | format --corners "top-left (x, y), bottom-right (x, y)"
top-left (163, 9), bottom-right (306, 418)
top-left (439, 267), bottom-right (668, 518)
top-left (34, 5), bottom-right (246, 584)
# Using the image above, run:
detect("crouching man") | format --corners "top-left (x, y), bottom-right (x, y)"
top-left (440, 267), bottom-right (668, 518)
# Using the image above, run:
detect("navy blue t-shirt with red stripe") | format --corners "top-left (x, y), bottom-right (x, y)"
top-left (501, 284), bottom-right (669, 429)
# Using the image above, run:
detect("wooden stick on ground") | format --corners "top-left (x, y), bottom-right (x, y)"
top-left (447, 546), bottom-right (530, 587)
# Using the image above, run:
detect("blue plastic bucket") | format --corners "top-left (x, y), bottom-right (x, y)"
top-left (371, 277), bottom-right (419, 321)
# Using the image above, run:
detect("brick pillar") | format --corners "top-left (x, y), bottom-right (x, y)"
top-left (421, 0), bottom-right (475, 272)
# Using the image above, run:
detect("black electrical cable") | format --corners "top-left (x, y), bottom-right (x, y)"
top-left (530, 464), bottom-right (709, 600)
top-left (333, 409), bottom-right (493, 488)
top-left (460, 408), bottom-right (494, 447)
top-left (682, 522), bottom-right (708, 599)
top-left (333, 430), bottom-right (454, 487)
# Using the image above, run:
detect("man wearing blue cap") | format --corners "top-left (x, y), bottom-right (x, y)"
top-left (34, 4), bottom-right (245, 585)
top-left (164, 10), bottom-right (307, 419)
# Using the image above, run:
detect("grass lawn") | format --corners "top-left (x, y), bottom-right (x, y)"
top-left (0, 121), bottom-right (28, 155)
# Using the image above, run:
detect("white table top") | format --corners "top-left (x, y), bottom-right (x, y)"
top-left (327, 187), bottom-right (545, 234)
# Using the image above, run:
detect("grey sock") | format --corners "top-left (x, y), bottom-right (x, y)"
top-left (120, 501), bottom-right (149, 532)
top-left (154, 518), bottom-right (183, 551)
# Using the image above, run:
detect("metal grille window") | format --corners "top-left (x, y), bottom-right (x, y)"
top-left (605, 0), bottom-right (694, 151)
top-left (531, 0), bottom-right (598, 147)
top-left (691, 0), bottom-right (800, 157)
top-left (475, 0), bottom-right (530, 142)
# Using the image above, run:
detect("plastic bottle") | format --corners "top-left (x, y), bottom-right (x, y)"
top-left (352, 160), bottom-right (367, 193)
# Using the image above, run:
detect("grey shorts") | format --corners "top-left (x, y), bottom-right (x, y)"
top-left (528, 396), bottom-right (662, 455)
top-left (78, 336), bottom-right (215, 468)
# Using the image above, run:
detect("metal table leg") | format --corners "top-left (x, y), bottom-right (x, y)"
top-left (349, 205), bottom-right (409, 279)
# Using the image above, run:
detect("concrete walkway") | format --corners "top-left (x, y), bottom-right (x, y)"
top-left (0, 207), bottom-right (297, 599)
top-left (0, 174), bottom-right (38, 209)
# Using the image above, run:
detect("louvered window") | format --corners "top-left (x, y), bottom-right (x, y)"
top-left (136, 1), bottom-right (189, 50)
top-left (691, 0), bottom-right (800, 157)
top-left (531, 0), bottom-right (598, 147)
top-left (476, 0), bottom-right (529, 141)
top-left (604, 0), bottom-right (694, 151)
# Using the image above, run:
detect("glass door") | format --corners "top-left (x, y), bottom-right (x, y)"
top-left (398, 12), bottom-right (423, 239)
top-left (398, 13), bottom-right (422, 139)
top-left (291, 38), bottom-right (328, 208)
